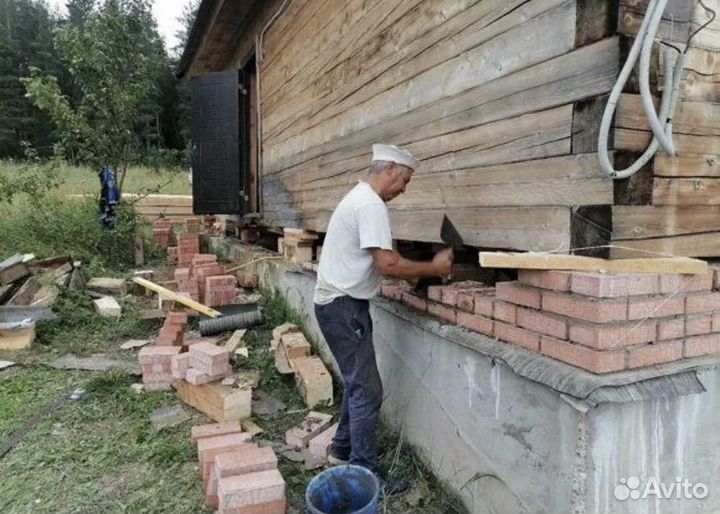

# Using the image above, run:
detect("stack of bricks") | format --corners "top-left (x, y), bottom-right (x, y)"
top-left (137, 310), bottom-right (189, 391)
top-left (186, 217), bottom-right (200, 234)
top-left (173, 341), bottom-right (232, 385)
top-left (205, 275), bottom-right (238, 307)
top-left (173, 254), bottom-right (236, 306)
top-left (139, 345), bottom-right (182, 391)
top-left (273, 325), bottom-right (333, 408)
top-left (380, 267), bottom-right (720, 374)
top-left (156, 311), bottom-right (188, 346)
top-left (152, 218), bottom-right (174, 249)
top-left (191, 422), bottom-right (286, 513)
top-left (177, 232), bottom-right (201, 267)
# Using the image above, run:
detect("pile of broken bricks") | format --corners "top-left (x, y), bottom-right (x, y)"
top-left (277, 411), bottom-right (338, 470)
top-left (381, 266), bottom-right (720, 374)
top-left (191, 421), bottom-right (285, 513)
top-left (272, 323), bottom-right (333, 408)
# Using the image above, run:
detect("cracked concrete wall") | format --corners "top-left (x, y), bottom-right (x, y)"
top-left (216, 239), bottom-right (717, 514)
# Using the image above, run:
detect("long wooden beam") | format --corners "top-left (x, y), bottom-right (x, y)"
top-left (131, 277), bottom-right (222, 318)
top-left (478, 252), bottom-right (708, 275)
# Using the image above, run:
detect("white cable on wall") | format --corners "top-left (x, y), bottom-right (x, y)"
top-left (597, 0), bottom-right (686, 180)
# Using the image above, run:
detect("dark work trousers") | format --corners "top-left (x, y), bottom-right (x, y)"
top-left (314, 296), bottom-right (383, 472)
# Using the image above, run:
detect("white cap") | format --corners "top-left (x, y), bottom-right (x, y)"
top-left (371, 144), bottom-right (419, 171)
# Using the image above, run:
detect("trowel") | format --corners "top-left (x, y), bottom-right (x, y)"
top-left (413, 215), bottom-right (463, 295)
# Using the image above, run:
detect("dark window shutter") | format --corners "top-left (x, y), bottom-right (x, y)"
top-left (191, 70), bottom-right (241, 214)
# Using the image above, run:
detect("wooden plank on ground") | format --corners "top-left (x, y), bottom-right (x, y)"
top-left (479, 251), bottom-right (708, 274)
top-left (173, 380), bottom-right (251, 422)
top-left (0, 255), bottom-right (29, 286)
top-left (0, 321), bottom-right (35, 350)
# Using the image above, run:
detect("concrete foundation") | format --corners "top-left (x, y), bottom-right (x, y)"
top-left (212, 238), bottom-right (720, 514)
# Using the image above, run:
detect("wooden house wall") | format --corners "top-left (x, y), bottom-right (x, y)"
top-left (257, 0), bottom-right (619, 252)
top-left (612, 0), bottom-right (720, 257)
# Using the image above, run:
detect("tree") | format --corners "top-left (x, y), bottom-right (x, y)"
top-left (22, 0), bottom-right (166, 193)
top-left (0, 0), bottom-right (63, 157)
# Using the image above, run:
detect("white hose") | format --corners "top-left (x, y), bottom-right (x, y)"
top-left (597, 0), bottom-right (686, 180)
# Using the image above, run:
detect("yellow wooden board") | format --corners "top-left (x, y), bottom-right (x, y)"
top-left (479, 252), bottom-right (708, 275)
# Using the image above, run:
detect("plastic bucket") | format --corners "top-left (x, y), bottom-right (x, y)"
top-left (305, 464), bottom-right (380, 514)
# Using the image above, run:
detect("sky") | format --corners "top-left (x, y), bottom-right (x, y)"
top-left (46, 0), bottom-right (188, 52)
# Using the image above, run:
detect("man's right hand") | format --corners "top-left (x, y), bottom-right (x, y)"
top-left (432, 248), bottom-right (454, 278)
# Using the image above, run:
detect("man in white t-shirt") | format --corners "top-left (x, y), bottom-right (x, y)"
top-left (313, 144), bottom-right (453, 495)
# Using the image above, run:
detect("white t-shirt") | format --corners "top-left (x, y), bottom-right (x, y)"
top-left (314, 181), bottom-right (393, 305)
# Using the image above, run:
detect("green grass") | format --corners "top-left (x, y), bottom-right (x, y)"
top-left (0, 275), bottom-right (465, 512)
top-left (0, 160), bottom-right (192, 196)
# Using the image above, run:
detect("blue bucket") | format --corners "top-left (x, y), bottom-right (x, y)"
top-left (305, 464), bottom-right (380, 514)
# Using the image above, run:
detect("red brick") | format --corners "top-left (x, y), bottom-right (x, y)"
top-left (441, 286), bottom-right (460, 306)
top-left (206, 275), bottom-right (237, 288)
top-left (178, 232), bottom-right (200, 243)
top-left (685, 314), bottom-right (712, 336)
top-left (496, 281), bottom-right (541, 309)
top-left (627, 296), bottom-right (684, 319)
top-left (685, 334), bottom-right (720, 358)
top-left (473, 289), bottom-right (496, 317)
top-left (569, 320), bottom-right (657, 349)
top-left (540, 336), bottom-right (625, 374)
top-left (190, 342), bottom-right (230, 367)
top-left (518, 270), bottom-right (571, 292)
top-left (138, 345), bottom-right (181, 364)
top-left (401, 292), bottom-right (427, 312)
top-left (455, 285), bottom-right (493, 312)
top-left (456, 291), bottom-right (474, 312)
top-left (456, 311), bottom-right (494, 336)
top-left (165, 311), bottom-right (188, 325)
top-left (207, 446), bottom-right (278, 502)
top-left (657, 317), bottom-right (685, 340)
top-left (170, 352), bottom-right (190, 379)
top-left (494, 322), bottom-right (540, 351)
top-left (191, 421), bottom-right (243, 445)
top-left (542, 292), bottom-right (627, 323)
top-left (427, 285), bottom-right (443, 302)
top-left (428, 302), bottom-right (456, 324)
top-left (199, 436), bottom-right (254, 487)
top-left (570, 272), bottom-right (660, 298)
top-left (141, 362), bottom-right (171, 375)
top-left (517, 308), bottom-right (567, 339)
top-left (685, 292), bottom-right (720, 314)
top-left (206, 288), bottom-right (237, 307)
top-left (174, 267), bottom-right (190, 281)
top-left (713, 312), bottom-right (720, 332)
top-left (627, 340), bottom-right (683, 368)
top-left (218, 498), bottom-right (287, 514)
top-left (492, 301), bottom-right (516, 324)
top-left (381, 284), bottom-right (404, 301)
top-left (218, 469), bottom-right (286, 512)
top-left (662, 271), bottom-right (714, 294)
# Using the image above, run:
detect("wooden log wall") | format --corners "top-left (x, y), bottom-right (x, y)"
top-left (258, 0), bottom-right (619, 252)
top-left (612, 0), bottom-right (720, 257)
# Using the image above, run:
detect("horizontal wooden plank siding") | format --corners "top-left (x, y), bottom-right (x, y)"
top-left (257, 0), bottom-right (618, 250)
top-left (610, 0), bottom-right (720, 257)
